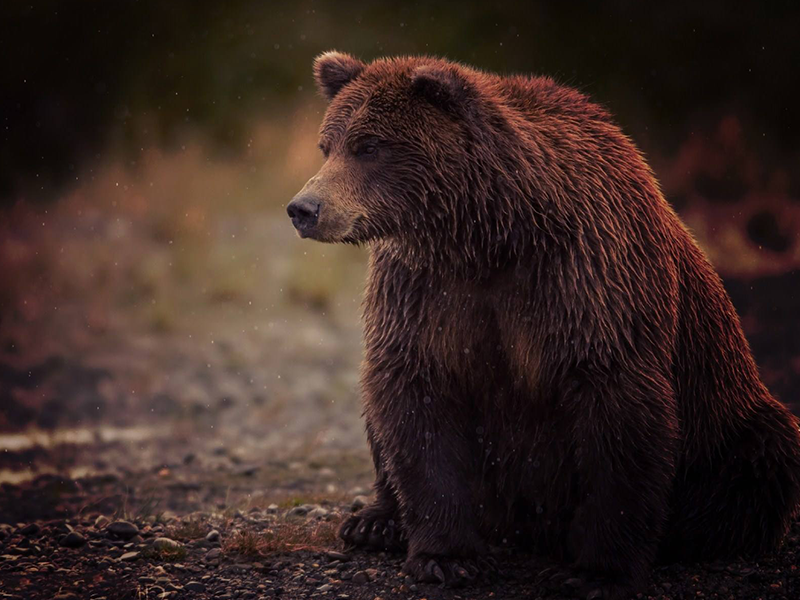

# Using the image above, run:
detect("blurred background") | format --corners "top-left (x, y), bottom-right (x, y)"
top-left (1, 1), bottom-right (799, 505)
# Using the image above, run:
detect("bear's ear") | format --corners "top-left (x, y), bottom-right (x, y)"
top-left (411, 64), bottom-right (472, 114)
top-left (313, 51), bottom-right (365, 101)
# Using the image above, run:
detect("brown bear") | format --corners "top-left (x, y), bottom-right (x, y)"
top-left (286, 52), bottom-right (800, 599)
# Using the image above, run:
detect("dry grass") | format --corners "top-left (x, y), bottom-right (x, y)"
top-left (141, 544), bottom-right (188, 562)
top-left (222, 517), bottom-right (341, 558)
top-left (167, 517), bottom-right (208, 542)
top-left (276, 491), bottom-right (352, 509)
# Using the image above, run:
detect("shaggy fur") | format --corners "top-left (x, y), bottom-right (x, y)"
top-left (286, 52), bottom-right (800, 599)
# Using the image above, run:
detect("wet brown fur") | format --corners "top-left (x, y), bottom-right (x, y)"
top-left (289, 52), bottom-right (800, 599)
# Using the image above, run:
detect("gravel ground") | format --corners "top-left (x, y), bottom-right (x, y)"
top-left (2, 468), bottom-right (800, 600)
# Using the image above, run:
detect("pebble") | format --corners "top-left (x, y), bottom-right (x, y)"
top-left (108, 520), bottom-right (139, 540)
top-left (352, 570), bottom-right (370, 584)
top-left (351, 496), bottom-right (369, 511)
top-left (153, 537), bottom-right (183, 551)
top-left (307, 507), bottom-right (329, 519)
top-left (266, 503), bottom-right (279, 514)
top-left (326, 551), bottom-right (351, 562)
top-left (119, 551), bottom-right (140, 561)
top-left (94, 515), bottom-right (110, 529)
top-left (317, 583), bottom-right (333, 592)
top-left (206, 529), bottom-right (220, 543)
top-left (184, 581), bottom-right (206, 592)
top-left (205, 548), bottom-right (222, 561)
top-left (288, 506), bottom-right (309, 517)
top-left (60, 531), bottom-right (86, 548)
top-left (19, 523), bottom-right (41, 536)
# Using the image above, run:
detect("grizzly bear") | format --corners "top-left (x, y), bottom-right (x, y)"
top-left (286, 52), bottom-right (800, 599)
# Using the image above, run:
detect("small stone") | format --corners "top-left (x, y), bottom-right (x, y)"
top-left (204, 548), bottom-right (221, 561)
top-left (308, 507), bottom-right (329, 519)
top-left (53, 594), bottom-right (79, 600)
top-left (205, 529), bottom-right (220, 543)
top-left (288, 506), bottom-right (309, 518)
top-left (120, 551), bottom-right (140, 561)
top-left (326, 551), bottom-right (351, 562)
top-left (94, 515), bottom-right (110, 529)
top-left (60, 531), bottom-right (86, 548)
top-left (351, 496), bottom-right (369, 511)
top-left (19, 523), bottom-right (40, 536)
top-left (352, 570), bottom-right (370, 584)
top-left (266, 503), bottom-right (279, 514)
top-left (139, 576), bottom-right (156, 584)
top-left (237, 465), bottom-right (260, 477)
top-left (317, 584), bottom-right (333, 592)
top-left (184, 581), bottom-right (206, 592)
top-left (108, 520), bottom-right (139, 540)
top-left (152, 537), bottom-right (183, 551)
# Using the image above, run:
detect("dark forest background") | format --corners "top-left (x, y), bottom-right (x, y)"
top-left (3, 1), bottom-right (800, 202)
top-left (1, 1), bottom-right (799, 482)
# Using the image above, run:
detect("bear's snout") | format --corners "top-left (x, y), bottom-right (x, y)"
top-left (287, 194), bottom-right (321, 236)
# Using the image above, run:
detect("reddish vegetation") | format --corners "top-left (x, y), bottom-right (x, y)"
top-left (223, 518), bottom-right (341, 557)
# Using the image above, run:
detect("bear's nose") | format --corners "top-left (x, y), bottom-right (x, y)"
top-left (287, 195), bottom-right (321, 232)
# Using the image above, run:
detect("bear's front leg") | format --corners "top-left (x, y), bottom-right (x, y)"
top-left (339, 421), bottom-right (406, 552)
top-left (554, 365), bottom-right (679, 600)
top-left (363, 373), bottom-right (492, 587)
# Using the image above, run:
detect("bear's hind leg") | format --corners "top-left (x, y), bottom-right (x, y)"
top-left (662, 403), bottom-right (800, 562)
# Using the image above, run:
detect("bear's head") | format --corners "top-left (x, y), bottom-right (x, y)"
top-left (288, 52), bottom-right (508, 263)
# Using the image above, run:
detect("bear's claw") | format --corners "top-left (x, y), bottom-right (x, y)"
top-left (403, 553), bottom-right (497, 587)
top-left (338, 507), bottom-right (405, 552)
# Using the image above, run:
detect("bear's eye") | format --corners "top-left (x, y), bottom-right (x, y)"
top-left (318, 143), bottom-right (330, 158)
top-left (353, 140), bottom-right (380, 158)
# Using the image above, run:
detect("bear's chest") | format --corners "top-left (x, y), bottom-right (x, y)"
top-left (365, 260), bottom-right (546, 393)
top-left (420, 278), bottom-right (545, 393)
